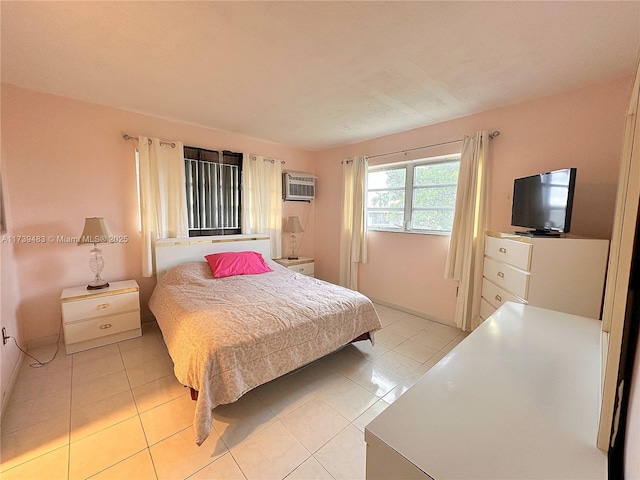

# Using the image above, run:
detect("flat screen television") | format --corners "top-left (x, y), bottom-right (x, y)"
top-left (511, 167), bottom-right (577, 236)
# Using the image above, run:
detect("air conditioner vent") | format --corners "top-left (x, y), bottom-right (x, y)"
top-left (283, 171), bottom-right (317, 202)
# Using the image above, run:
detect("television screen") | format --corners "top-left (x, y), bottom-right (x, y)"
top-left (511, 168), bottom-right (577, 235)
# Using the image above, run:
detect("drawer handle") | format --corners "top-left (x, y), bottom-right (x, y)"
top-left (99, 323), bottom-right (112, 330)
top-left (497, 271), bottom-right (505, 278)
top-left (495, 295), bottom-right (502, 302)
top-left (498, 247), bottom-right (507, 253)
top-left (97, 303), bottom-right (110, 310)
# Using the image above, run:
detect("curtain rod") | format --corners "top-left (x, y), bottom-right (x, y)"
top-left (123, 134), bottom-right (176, 148)
top-left (367, 130), bottom-right (500, 160)
top-left (249, 154), bottom-right (286, 165)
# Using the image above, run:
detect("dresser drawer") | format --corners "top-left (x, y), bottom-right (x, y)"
top-left (482, 278), bottom-right (527, 310)
top-left (484, 236), bottom-right (532, 271)
top-left (63, 311), bottom-right (140, 345)
top-left (62, 291), bottom-right (139, 322)
top-left (483, 257), bottom-right (530, 299)
top-left (480, 298), bottom-right (495, 321)
top-left (290, 262), bottom-right (314, 277)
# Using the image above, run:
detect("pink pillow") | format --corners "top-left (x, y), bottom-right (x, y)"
top-left (205, 251), bottom-right (272, 278)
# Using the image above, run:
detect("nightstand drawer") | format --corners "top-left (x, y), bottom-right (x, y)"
top-left (289, 263), bottom-right (314, 276)
top-left (482, 278), bottom-right (526, 310)
top-left (483, 257), bottom-right (529, 299)
top-left (63, 311), bottom-right (140, 345)
top-left (484, 236), bottom-right (532, 271)
top-left (62, 291), bottom-right (139, 322)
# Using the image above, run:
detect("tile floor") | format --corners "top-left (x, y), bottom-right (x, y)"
top-left (0, 304), bottom-right (468, 480)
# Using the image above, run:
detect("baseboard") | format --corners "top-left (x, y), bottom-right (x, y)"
top-left (27, 333), bottom-right (61, 350)
top-left (368, 297), bottom-right (456, 328)
top-left (1, 350), bottom-right (24, 422)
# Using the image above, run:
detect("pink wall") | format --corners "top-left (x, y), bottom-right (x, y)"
top-left (1, 84), bottom-right (316, 346)
top-left (0, 197), bottom-right (23, 415)
top-left (1, 76), bottom-right (633, 341)
top-left (315, 76), bottom-right (631, 324)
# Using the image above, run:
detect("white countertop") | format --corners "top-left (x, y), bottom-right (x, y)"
top-left (365, 302), bottom-right (606, 479)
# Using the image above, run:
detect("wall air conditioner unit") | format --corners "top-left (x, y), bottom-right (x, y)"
top-left (283, 171), bottom-right (317, 202)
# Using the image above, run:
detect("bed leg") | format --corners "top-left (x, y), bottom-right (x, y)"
top-left (190, 387), bottom-right (198, 401)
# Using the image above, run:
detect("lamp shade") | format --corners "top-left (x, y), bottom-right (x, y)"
top-left (78, 217), bottom-right (113, 245)
top-left (284, 216), bottom-right (304, 233)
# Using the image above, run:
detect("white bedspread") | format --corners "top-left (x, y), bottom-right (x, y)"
top-left (148, 261), bottom-right (382, 445)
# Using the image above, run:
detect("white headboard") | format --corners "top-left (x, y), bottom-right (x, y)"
top-left (155, 234), bottom-right (271, 281)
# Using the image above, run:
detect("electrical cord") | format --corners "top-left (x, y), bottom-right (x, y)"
top-left (6, 322), bottom-right (62, 368)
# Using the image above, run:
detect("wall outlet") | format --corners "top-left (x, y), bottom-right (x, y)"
top-left (2, 327), bottom-right (8, 345)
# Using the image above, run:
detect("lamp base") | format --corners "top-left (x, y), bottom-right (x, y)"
top-left (287, 255), bottom-right (299, 260)
top-left (87, 281), bottom-right (109, 290)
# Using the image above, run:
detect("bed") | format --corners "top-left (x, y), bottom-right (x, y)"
top-left (148, 234), bottom-right (382, 445)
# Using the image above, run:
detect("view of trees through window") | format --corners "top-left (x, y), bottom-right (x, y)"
top-left (367, 156), bottom-right (460, 233)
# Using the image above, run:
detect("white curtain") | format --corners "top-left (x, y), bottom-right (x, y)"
top-left (241, 155), bottom-right (282, 259)
top-left (339, 156), bottom-right (368, 290)
top-left (138, 137), bottom-right (188, 277)
top-left (445, 131), bottom-right (491, 331)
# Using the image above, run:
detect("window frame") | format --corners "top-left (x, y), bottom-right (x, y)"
top-left (184, 146), bottom-right (243, 237)
top-left (367, 153), bottom-right (461, 235)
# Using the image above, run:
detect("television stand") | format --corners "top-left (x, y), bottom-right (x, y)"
top-left (514, 229), bottom-right (562, 237)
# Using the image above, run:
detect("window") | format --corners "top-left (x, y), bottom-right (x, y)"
top-left (184, 146), bottom-right (243, 237)
top-left (367, 155), bottom-right (460, 234)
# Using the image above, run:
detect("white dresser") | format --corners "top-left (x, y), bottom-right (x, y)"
top-left (365, 303), bottom-right (606, 479)
top-left (480, 232), bottom-right (609, 321)
top-left (60, 280), bottom-right (141, 354)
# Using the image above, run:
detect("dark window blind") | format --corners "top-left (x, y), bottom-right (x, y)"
top-left (184, 147), bottom-right (242, 236)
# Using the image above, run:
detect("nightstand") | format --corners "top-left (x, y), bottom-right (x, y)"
top-left (60, 280), bottom-right (141, 354)
top-left (274, 257), bottom-right (315, 277)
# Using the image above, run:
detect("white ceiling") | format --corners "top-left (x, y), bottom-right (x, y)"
top-left (2, 1), bottom-right (639, 151)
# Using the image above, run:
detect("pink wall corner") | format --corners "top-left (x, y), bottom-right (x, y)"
top-left (315, 76), bottom-right (631, 324)
top-left (1, 83), bottom-right (315, 345)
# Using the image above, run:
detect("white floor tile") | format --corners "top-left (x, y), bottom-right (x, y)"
top-left (68, 417), bottom-right (147, 480)
top-left (411, 330), bottom-right (451, 350)
top-left (139, 393), bottom-right (196, 446)
top-left (230, 421), bottom-right (310, 480)
top-left (393, 339), bottom-right (438, 363)
top-left (189, 452), bottom-right (246, 479)
top-left (315, 424), bottom-right (366, 480)
top-left (150, 426), bottom-right (228, 480)
top-left (91, 449), bottom-right (157, 480)
top-left (316, 375), bottom-right (378, 421)
top-left (126, 355), bottom-right (175, 388)
top-left (371, 350), bottom-right (423, 379)
top-left (132, 374), bottom-right (188, 413)
top-left (280, 397), bottom-right (350, 453)
top-left (212, 391), bottom-right (277, 449)
top-left (0, 445), bottom-right (69, 480)
top-left (352, 400), bottom-right (389, 433)
top-left (72, 352), bottom-right (125, 385)
top-left (71, 389), bottom-right (138, 442)
top-left (2, 388), bottom-right (71, 434)
top-left (1, 304), bottom-right (436, 480)
top-left (286, 456), bottom-right (335, 480)
top-left (252, 370), bottom-right (316, 418)
top-left (71, 369), bottom-right (131, 409)
top-left (336, 359), bottom-right (401, 397)
top-left (0, 412), bottom-right (70, 472)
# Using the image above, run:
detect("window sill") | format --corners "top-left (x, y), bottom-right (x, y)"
top-left (367, 228), bottom-right (451, 237)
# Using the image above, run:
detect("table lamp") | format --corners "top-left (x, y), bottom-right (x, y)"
top-left (78, 217), bottom-right (112, 290)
